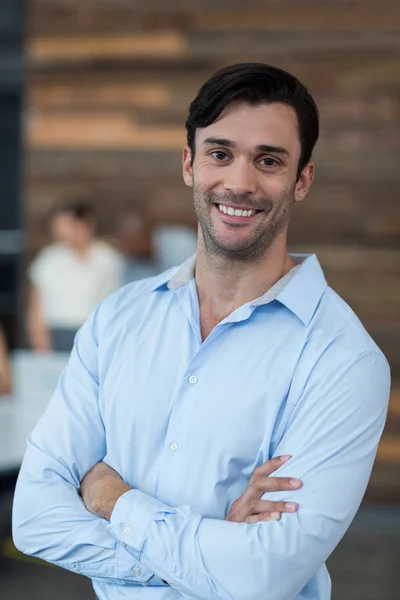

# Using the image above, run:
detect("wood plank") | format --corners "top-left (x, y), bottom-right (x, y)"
top-left (28, 31), bottom-right (400, 66)
top-left (26, 113), bottom-right (185, 149)
top-left (290, 182), bottom-right (400, 244)
top-left (28, 32), bottom-right (187, 61)
top-left (388, 390), bottom-right (400, 416)
top-left (29, 2), bottom-right (400, 35)
top-left (28, 82), bottom-right (172, 109)
top-left (365, 463), bottom-right (400, 503)
top-left (186, 31), bottom-right (400, 62)
top-left (292, 246), bottom-right (400, 274)
top-left (376, 436), bottom-right (400, 465)
top-left (193, 5), bottom-right (400, 32)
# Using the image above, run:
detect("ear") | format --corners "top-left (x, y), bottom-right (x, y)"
top-left (294, 162), bottom-right (315, 203)
top-left (182, 145), bottom-right (193, 187)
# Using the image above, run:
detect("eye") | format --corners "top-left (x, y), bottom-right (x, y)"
top-left (211, 151), bottom-right (230, 162)
top-left (259, 157), bottom-right (279, 167)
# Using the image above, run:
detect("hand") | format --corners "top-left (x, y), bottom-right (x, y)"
top-left (225, 455), bottom-right (302, 524)
top-left (80, 461), bottom-right (131, 520)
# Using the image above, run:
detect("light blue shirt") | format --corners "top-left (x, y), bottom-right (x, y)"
top-left (13, 253), bottom-right (390, 600)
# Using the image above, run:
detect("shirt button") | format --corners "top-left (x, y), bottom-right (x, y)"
top-left (174, 571), bottom-right (182, 579)
top-left (123, 525), bottom-right (132, 536)
top-left (169, 442), bottom-right (179, 452)
top-left (133, 567), bottom-right (142, 577)
top-left (189, 375), bottom-right (198, 384)
top-left (119, 541), bottom-right (127, 547)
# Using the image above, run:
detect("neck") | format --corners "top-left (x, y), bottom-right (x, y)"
top-left (195, 231), bottom-right (295, 324)
top-left (73, 240), bottom-right (93, 259)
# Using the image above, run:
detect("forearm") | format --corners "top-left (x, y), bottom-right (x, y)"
top-left (107, 391), bottom-right (387, 600)
top-left (27, 285), bottom-right (51, 352)
top-left (108, 489), bottom-right (332, 600)
top-left (12, 442), bottom-right (153, 585)
top-left (27, 319), bottom-right (51, 352)
top-left (0, 354), bottom-right (12, 395)
top-left (82, 464), bottom-right (305, 600)
top-left (0, 329), bottom-right (11, 393)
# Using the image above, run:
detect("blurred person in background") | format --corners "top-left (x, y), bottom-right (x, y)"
top-left (152, 223), bottom-right (197, 271)
top-left (27, 199), bottom-right (124, 353)
top-left (14, 64), bottom-right (390, 600)
top-left (113, 212), bottom-right (159, 284)
top-left (0, 325), bottom-right (12, 396)
top-left (113, 212), bottom-right (197, 283)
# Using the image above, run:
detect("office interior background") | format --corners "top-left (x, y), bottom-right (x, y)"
top-left (0, 1), bottom-right (399, 598)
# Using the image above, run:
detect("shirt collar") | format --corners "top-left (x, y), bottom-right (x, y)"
top-left (150, 254), bottom-right (196, 292)
top-left (151, 252), bottom-right (327, 327)
top-left (272, 254), bottom-right (328, 326)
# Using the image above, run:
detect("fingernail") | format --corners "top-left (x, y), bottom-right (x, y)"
top-left (285, 502), bottom-right (297, 510)
top-left (290, 478), bottom-right (301, 488)
top-left (271, 512), bottom-right (280, 519)
top-left (279, 454), bottom-right (292, 461)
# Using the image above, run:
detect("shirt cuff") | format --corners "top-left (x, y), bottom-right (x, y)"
top-left (114, 540), bottom-right (153, 583)
top-left (109, 489), bottom-right (170, 561)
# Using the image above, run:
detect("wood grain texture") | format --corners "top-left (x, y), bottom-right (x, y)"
top-left (29, 1), bottom-right (400, 35)
top-left (24, 1), bottom-right (400, 499)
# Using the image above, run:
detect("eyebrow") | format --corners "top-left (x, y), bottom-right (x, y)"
top-left (203, 137), bottom-right (290, 156)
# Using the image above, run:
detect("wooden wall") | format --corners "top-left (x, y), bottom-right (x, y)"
top-left (24, 0), bottom-right (400, 500)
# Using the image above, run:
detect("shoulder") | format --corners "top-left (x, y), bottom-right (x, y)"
top-left (91, 264), bottom-right (179, 334)
top-left (313, 285), bottom-right (386, 360)
top-left (288, 282), bottom-right (390, 409)
top-left (92, 241), bottom-right (124, 265)
top-left (286, 286), bottom-right (391, 429)
top-left (33, 243), bottom-right (66, 262)
top-left (29, 243), bottom-right (67, 277)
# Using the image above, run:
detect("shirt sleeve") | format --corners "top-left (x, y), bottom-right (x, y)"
top-left (12, 307), bottom-right (154, 586)
top-left (108, 350), bottom-right (390, 600)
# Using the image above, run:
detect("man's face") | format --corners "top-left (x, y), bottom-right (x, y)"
top-left (182, 101), bottom-right (314, 260)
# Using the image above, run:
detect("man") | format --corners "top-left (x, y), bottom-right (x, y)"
top-left (13, 64), bottom-right (390, 599)
top-left (27, 199), bottom-right (124, 352)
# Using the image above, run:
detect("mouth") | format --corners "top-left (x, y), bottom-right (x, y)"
top-left (214, 203), bottom-right (262, 222)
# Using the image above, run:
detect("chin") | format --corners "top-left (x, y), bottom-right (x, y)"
top-left (210, 240), bottom-right (258, 259)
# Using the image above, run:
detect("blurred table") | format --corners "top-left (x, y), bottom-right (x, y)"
top-left (0, 350), bottom-right (69, 477)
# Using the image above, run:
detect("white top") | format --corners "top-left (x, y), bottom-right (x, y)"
top-left (29, 241), bottom-right (124, 328)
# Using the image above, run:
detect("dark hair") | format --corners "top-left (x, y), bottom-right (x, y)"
top-left (51, 198), bottom-right (97, 223)
top-left (186, 63), bottom-right (319, 180)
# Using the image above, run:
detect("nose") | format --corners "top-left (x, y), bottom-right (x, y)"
top-left (223, 160), bottom-right (256, 195)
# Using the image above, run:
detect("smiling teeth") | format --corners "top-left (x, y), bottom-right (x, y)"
top-left (218, 205), bottom-right (256, 217)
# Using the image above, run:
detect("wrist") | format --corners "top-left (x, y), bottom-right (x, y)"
top-left (89, 477), bottom-right (131, 520)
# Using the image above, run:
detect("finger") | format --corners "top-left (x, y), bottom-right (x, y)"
top-left (251, 455), bottom-right (292, 480)
top-left (255, 476), bottom-right (302, 493)
top-left (245, 511), bottom-right (281, 524)
top-left (250, 499), bottom-right (298, 515)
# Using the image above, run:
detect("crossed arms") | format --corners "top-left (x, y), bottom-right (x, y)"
top-left (12, 314), bottom-right (390, 600)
